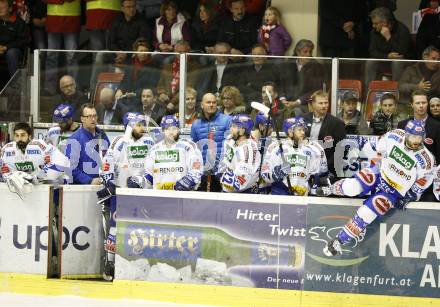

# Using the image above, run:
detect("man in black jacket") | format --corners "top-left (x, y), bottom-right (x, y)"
top-left (303, 90), bottom-right (346, 180)
top-left (217, 0), bottom-right (258, 55)
top-left (0, 0), bottom-right (29, 77)
top-left (398, 89), bottom-right (440, 163)
top-left (398, 89), bottom-right (440, 201)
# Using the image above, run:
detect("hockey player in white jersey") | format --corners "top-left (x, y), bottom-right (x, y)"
top-left (1, 122), bottom-right (70, 199)
top-left (323, 120), bottom-right (435, 256)
top-left (130, 115), bottom-right (203, 191)
top-left (216, 114), bottom-right (261, 193)
top-left (262, 117), bottom-right (328, 196)
top-left (434, 165), bottom-right (440, 201)
top-left (45, 104), bottom-right (80, 151)
top-left (96, 112), bottom-right (155, 281)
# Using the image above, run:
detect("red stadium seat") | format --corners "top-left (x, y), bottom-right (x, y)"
top-left (364, 80), bottom-right (399, 121)
top-left (92, 72), bottom-right (124, 106)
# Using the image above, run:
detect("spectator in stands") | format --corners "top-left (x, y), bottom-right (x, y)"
top-left (156, 40), bottom-right (201, 114)
top-left (66, 103), bottom-right (110, 185)
top-left (199, 42), bottom-right (239, 97)
top-left (12, 0), bottom-right (29, 23)
top-left (29, 0), bottom-right (46, 51)
top-left (85, 0), bottom-right (121, 90)
top-left (238, 44), bottom-right (281, 106)
top-left (152, 0), bottom-right (191, 53)
top-left (191, 1), bottom-right (220, 54)
top-left (366, 7), bottom-right (414, 85)
top-left (250, 82), bottom-right (293, 131)
top-left (0, 0), bottom-right (29, 77)
top-left (303, 90), bottom-right (346, 180)
top-left (109, 0), bottom-right (152, 67)
top-left (115, 38), bottom-right (160, 99)
top-left (416, 0), bottom-right (440, 58)
top-left (338, 92), bottom-right (370, 135)
top-left (181, 86), bottom-right (199, 127)
top-left (57, 75), bottom-right (88, 121)
top-left (370, 92), bottom-right (397, 135)
top-left (96, 87), bottom-right (125, 125)
top-left (134, 87), bottom-right (166, 125)
top-left (398, 89), bottom-right (440, 164)
top-left (217, 0), bottom-right (259, 55)
top-left (44, 0), bottom-right (81, 95)
top-left (429, 96), bottom-right (440, 121)
top-left (191, 92), bottom-right (231, 192)
top-left (318, 0), bottom-right (358, 58)
top-left (399, 46), bottom-right (440, 104)
top-left (218, 86), bottom-right (245, 115)
top-left (257, 6), bottom-right (292, 56)
top-left (220, 0), bottom-right (266, 20)
top-left (281, 39), bottom-right (329, 116)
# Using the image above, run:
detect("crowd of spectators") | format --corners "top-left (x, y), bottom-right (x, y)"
top-left (2, 0), bottom-right (440, 146)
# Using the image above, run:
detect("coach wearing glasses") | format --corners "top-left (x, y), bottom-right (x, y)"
top-left (65, 103), bottom-right (110, 184)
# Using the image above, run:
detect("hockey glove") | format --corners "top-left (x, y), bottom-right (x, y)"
top-left (6, 171), bottom-right (34, 200)
top-left (272, 163), bottom-right (291, 182)
top-left (174, 175), bottom-right (196, 191)
top-left (126, 176), bottom-right (144, 189)
top-left (97, 180), bottom-right (116, 203)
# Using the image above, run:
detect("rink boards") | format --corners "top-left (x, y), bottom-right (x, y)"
top-left (0, 186), bottom-right (440, 306)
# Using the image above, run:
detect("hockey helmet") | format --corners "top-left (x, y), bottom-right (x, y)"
top-left (283, 117), bottom-right (307, 134)
top-left (255, 112), bottom-right (273, 127)
top-left (123, 112), bottom-right (146, 128)
top-left (404, 120), bottom-right (425, 137)
top-left (53, 104), bottom-right (75, 122)
top-left (160, 115), bottom-right (180, 129)
top-left (231, 114), bottom-right (254, 135)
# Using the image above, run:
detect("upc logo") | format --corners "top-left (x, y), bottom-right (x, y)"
top-left (389, 146), bottom-right (415, 170)
top-left (155, 150), bottom-right (180, 163)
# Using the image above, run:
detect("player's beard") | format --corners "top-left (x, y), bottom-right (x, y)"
top-left (232, 130), bottom-right (240, 141)
top-left (17, 141), bottom-right (28, 152)
top-left (132, 130), bottom-right (143, 141)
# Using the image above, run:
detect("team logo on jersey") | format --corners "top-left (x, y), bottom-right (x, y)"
top-left (285, 154), bottom-right (307, 167)
top-left (26, 149), bottom-right (41, 155)
top-left (357, 168), bottom-right (375, 186)
top-left (416, 177), bottom-right (427, 187)
top-left (225, 145), bottom-right (234, 163)
top-left (128, 145), bottom-right (150, 159)
top-left (421, 150), bottom-right (432, 169)
top-left (155, 150), bottom-right (180, 163)
top-left (372, 196), bottom-right (392, 215)
top-left (5, 151), bottom-right (15, 157)
top-left (424, 138), bottom-right (433, 145)
top-left (15, 161), bottom-right (34, 172)
top-left (389, 164), bottom-right (411, 181)
top-left (389, 146), bottom-right (415, 170)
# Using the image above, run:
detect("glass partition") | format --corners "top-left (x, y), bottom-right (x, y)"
top-left (0, 68), bottom-right (31, 122)
top-left (183, 53), bottom-right (333, 130)
top-left (37, 50), bottom-right (172, 124)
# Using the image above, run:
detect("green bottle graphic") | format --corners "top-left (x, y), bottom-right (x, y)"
top-left (118, 221), bottom-right (303, 269)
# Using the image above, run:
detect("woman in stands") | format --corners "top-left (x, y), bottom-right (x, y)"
top-left (218, 86), bottom-right (246, 116)
top-left (191, 1), bottom-right (220, 56)
top-left (152, 0), bottom-right (191, 53)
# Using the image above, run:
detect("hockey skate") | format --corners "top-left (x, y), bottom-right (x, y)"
top-left (103, 259), bottom-right (115, 281)
top-left (323, 238), bottom-right (342, 256)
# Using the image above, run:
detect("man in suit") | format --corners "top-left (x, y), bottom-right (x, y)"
top-left (134, 87), bottom-right (166, 126)
top-left (303, 90), bottom-right (346, 181)
top-left (96, 87), bottom-right (123, 125)
top-left (198, 42), bottom-right (239, 97)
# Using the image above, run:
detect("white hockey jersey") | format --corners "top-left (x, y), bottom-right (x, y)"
top-left (100, 134), bottom-right (155, 187)
top-left (0, 139), bottom-right (70, 182)
top-left (262, 139), bottom-right (328, 195)
top-left (376, 129), bottom-right (435, 198)
top-left (144, 139), bottom-right (203, 190)
top-left (218, 137), bottom-right (261, 192)
top-left (434, 165), bottom-right (440, 201)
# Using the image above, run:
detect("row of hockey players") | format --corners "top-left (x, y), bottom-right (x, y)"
top-left (1, 104), bottom-right (440, 201)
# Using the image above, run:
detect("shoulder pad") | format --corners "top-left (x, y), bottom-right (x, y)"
top-left (110, 135), bottom-right (125, 150)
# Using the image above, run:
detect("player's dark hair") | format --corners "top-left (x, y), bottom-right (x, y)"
top-left (13, 122), bottom-right (33, 136)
